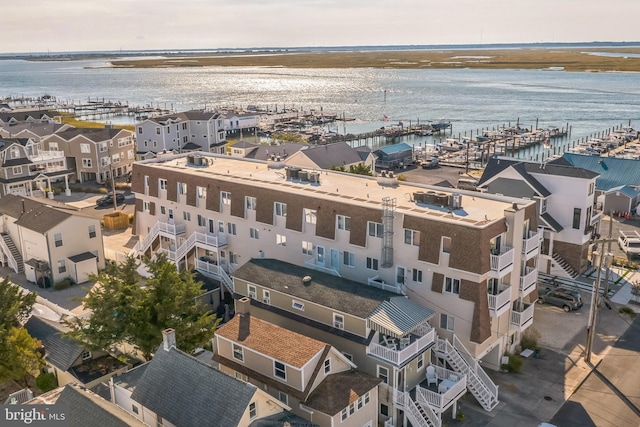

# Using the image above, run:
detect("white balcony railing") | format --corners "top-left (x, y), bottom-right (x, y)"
top-left (29, 150), bottom-right (65, 161)
top-left (304, 258), bottom-right (340, 277)
top-left (367, 275), bottom-right (403, 294)
top-left (519, 267), bottom-right (537, 296)
top-left (487, 283), bottom-right (512, 317)
top-left (510, 302), bottom-right (534, 331)
top-left (366, 326), bottom-right (435, 366)
top-left (194, 231), bottom-right (227, 248)
top-left (195, 259), bottom-right (234, 293)
top-left (416, 367), bottom-right (467, 413)
top-left (490, 246), bottom-right (514, 274)
top-left (158, 221), bottom-right (186, 236)
top-left (522, 230), bottom-right (541, 258)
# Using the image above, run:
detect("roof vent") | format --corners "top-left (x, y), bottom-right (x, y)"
top-left (302, 275), bottom-right (312, 286)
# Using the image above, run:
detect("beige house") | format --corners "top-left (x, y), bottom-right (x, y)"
top-left (215, 297), bottom-right (380, 427)
top-left (111, 329), bottom-right (296, 427)
top-left (130, 152), bottom-right (543, 424)
top-left (284, 141), bottom-right (376, 171)
top-left (0, 194), bottom-right (105, 285)
top-left (42, 127), bottom-right (135, 184)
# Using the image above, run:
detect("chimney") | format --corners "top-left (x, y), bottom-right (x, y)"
top-left (237, 296), bottom-right (251, 317)
top-left (162, 328), bottom-right (176, 351)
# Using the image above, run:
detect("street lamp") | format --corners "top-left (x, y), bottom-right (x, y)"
top-left (584, 238), bottom-right (615, 364)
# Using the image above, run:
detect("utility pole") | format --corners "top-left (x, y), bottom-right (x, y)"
top-left (584, 238), bottom-right (615, 364)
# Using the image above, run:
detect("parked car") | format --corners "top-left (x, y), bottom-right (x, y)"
top-left (537, 288), bottom-right (583, 312)
top-left (96, 192), bottom-right (125, 207)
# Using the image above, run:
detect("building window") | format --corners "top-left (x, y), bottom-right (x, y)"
top-left (249, 228), bottom-right (259, 239)
top-left (302, 241), bottom-right (313, 255)
top-left (573, 208), bottom-right (581, 229)
top-left (342, 352), bottom-right (353, 362)
top-left (413, 269), bottom-right (423, 283)
top-left (292, 300), bottom-right (304, 311)
top-left (132, 405), bottom-right (139, 415)
top-left (81, 350), bottom-right (92, 360)
top-left (381, 404), bottom-right (389, 417)
top-left (440, 313), bottom-right (455, 332)
top-left (337, 215), bottom-right (350, 231)
top-left (349, 403), bottom-right (355, 416)
top-left (12, 166), bottom-right (22, 175)
top-left (276, 234), bottom-right (286, 246)
top-left (324, 358), bottom-right (331, 374)
top-left (143, 201), bottom-right (150, 213)
top-left (262, 290), bottom-right (270, 305)
top-left (177, 182), bottom-right (187, 195)
top-left (343, 251), bottom-right (355, 267)
top-left (364, 392), bottom-right (370, 405)
top-left (368, 222), bottom-right (383, 238)
top-left (249, 402), bottom-right (257, 420)
top-left (160, 206), bottom-right (166, 215)
top-left (540, 198), bottom-right (548, 214)
top-left (221, 191), bottom-right (231, 205)
top-left (341, 408), bottom-right (348, 421)
top-left (197, 186), bottom-right (206, 199)
top-left (274, 202), bottom-right (287, 217)
top-left (303, 208), bottom-right (317, 225)
top-left (159, 179), bottom-right (167, 190)
top-left (589, 182), bottom-right (594, 195)
top-left (246, 196), bottom-right (257, 211)
top-left (404, 229), bottom-right (420, 246)
top-left (357, 396), bottom-right (363, 410)
top-left (333, 313), bottom-right (344, 330)
top-left (366, 257), bottom-right (379, 271)
top-left (183, 211), bottom-right (191, 221)
top-left (278, 392), bottom-right (288, 406)
top-left (233, 344), bottom-right (244, 362)
top-left (197, 215), bottom-right (206, 227)
top-left (442, 236), bottom-right (451, 253)
top-left (54, 233), bottom-right (63, 247)
top-left (235, 371), bottom-right (247, 382)
top-left (396, 266), bottom-right (406, 285)
top-left (248, 285), bottom-right (257, 299)
top-left (57, 260), bottom-right (66, 274)
top-left (377, 366), bottom-right (388, 384)
top-left (417, 354), bottom-right (424, 369)
top-left (274, 360), bottom-right (286, 380)
top-left (88, 225), bottom-right (96, 239)
top-left (227, 223), bottom-right (237, 235)
top-left (218, 220), bottom-right (224, 233)
top-left (82, 158), bottom-right (92, 168)
top-left (445, 277), bottom-right (460, 294)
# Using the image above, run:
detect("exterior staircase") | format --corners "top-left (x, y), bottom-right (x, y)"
top-left (435, 336), bottom-right (499, 412)
top-left (552, 252), bottom-right (580, 279)
top-left (1, 233), bottom-right (24, 274)
top-left (394, 389), bottom-right (440, 427)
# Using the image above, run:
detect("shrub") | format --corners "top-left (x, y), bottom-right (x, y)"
top-left (397, 174), bottom-right (407, 181)
top-left (36, 372), bottom-right (58, 392)
top-left (501, 353), bottom-right (523, 373)
top-left (520, 327), bottom-right (541, 350)
top-left (54, 279), bottom-right (72, 290)
top-left (455, 411), bottom-right (466, 421)
top-left (619, 306), bottom-right (637, 318)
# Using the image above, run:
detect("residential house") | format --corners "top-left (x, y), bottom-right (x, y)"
top-left (25, 382), bottom-right (148, 427)
top-left (283, 142), bottom-right (376, 171)
top-left (24, 316), bottom-right (129, 389)
top-left (130, 153), bottom-right (543, 423)
top-left (221, 110), bottom-right (260, 138)
top-left (135, 110), bottom-right (226, 156)
top-left (477, 157), bottom-right (600, 277)
top-left (0, 137), bottom-right (74, 198)
top-left (373, 143), bottom-right (414, 170)
top-left (42, 127), bottom-right (135, 184)
top-left (0, 110), bottom-right (62, 126)
top-left (602, 185), bottom-right (640, 217)
top-left (0, 194), bottom-right (105, 285)
top-left (230, 140), bottom-right (260, 158)
top-left (111, 329), bottom-right (294, 427)
top-left (244, 142), bottom-right (306, 161)
top-left (230, 261), bottom-right (471, 427)
top-left (214, 297), bottom-right (380, 427)
top-left (553, 153), bottom-right (640, 192)
top-left (0, 122), bottom-right (72, 141)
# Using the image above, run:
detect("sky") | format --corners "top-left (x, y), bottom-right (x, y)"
top-left (2, 0), bottom-right (639, 54)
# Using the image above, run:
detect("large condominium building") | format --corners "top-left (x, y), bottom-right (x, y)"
top-left (130, 152), bottom-right (541, 422)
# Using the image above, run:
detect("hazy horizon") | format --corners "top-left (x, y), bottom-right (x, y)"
top-left (3, 0), bottom-right (639, 54)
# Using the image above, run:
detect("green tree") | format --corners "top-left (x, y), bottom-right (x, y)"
top-left (348, 163), bottom-right (373, 176)
top-left (0, 327), bottom-right (44, 387)
top-left (0, 276), bottom-right (37, 364)
top-left (66, 254), bottom-right (218, 360)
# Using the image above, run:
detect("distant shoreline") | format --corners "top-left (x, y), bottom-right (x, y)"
top-left (106, 47), bottom-right (640, 72)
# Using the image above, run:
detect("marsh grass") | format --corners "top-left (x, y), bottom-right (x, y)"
top-left (110, 48), bottom-right (640, 72)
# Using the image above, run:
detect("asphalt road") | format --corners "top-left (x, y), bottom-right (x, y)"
top-left (550, 315), bottom-right (640, 427)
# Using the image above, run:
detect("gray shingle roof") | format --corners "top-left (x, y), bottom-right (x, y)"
top-left (54, 384), bottom-right (148, 427)
top-left (113, 363), bottom-right (149, 392)
top-left (0, 122), bottom-right (69, 137)
top-left (0, 194), bottom-right (72, 233)
top-left (130, 346), bottom-right (257, 427)
top-left (54, 127), bottom-right (126, 142)
top-left (245, 142), bottom-right (305, 160)
top-left (68, 252), bottom-right (97, 263)
top-left (232, 258), bottom-right (397, 318)
top-left (24, 316), bottom-right (84, 371)
top-left (540, 212), bottom-right (564, 232)
top-left (296, 142), bottom-right (365, 169)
